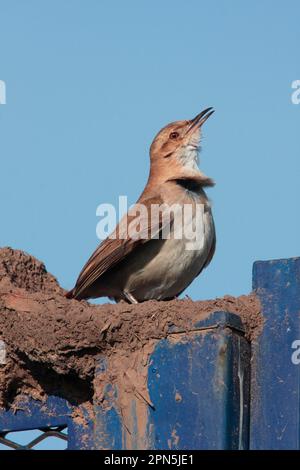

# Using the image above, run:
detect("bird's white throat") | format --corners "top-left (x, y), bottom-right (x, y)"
top-left (177, 143), bottom-right (200, 171)
top-left (176, 127), bottom-right (202, 171)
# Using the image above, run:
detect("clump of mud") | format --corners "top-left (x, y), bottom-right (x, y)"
top-left (0, 247), bottom-right (262, 429)
top-left (0, 247), bottom-right (60, 294)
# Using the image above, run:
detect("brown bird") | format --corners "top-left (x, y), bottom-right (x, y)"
top-left (66, 107), bottom-right (216, 303)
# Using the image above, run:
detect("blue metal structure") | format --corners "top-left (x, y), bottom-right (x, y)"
top-left (0, 397), bottom-right (93, 449)
top-left (250, 257), bottom-right (300, 449)
top-left (93, 311), bottom-right (250, 450)
top-left (0, 257), bottom-right (299, 450)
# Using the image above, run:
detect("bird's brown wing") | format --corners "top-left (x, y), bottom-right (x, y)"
top-left (68, 195), bottom-right (172, 299)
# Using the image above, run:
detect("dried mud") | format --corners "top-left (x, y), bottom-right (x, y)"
top-left (0, 247), bottom-right (263, 438)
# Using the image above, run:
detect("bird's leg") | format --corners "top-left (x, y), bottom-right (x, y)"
top-left (123, 290), bottom-right (139, 304)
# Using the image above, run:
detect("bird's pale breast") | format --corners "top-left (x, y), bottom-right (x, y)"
top-left (119, 200), bottom-right (215, 301)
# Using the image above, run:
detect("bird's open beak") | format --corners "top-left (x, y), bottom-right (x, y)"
top-left (186, 107), bottom-right (215, 135)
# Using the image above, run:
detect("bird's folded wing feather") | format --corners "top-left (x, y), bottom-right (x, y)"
top-left (71, 195), bottom-right (172, 298)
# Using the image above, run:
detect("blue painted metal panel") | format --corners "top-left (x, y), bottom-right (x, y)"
top-left (93, 311), bottom-right (250, 450)
top-left (93, 405), bottom-right (123, 450)
top-left (67, 404), bottom-right (95, 450)
top-left (0, 396), bottom-right (94, 449)
top-left (147, 317), bottom-right (250, 450)
top-left (0, 396), bottom-right (69, 432)
top-left (250, 257), bottom-right (300, 449)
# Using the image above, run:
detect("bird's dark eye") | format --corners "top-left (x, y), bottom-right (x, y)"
top-left (169, 131), bottom-right (179, 140)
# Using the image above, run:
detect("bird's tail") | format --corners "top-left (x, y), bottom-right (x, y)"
top-left (65, 288), bottom-right (74, 299)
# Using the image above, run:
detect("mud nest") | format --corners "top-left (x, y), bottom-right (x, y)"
top-left (0, 247), bottom-right (262, 411)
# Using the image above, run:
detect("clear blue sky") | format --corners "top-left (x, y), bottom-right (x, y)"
top-left (0, 0), bottom-right (299, 305)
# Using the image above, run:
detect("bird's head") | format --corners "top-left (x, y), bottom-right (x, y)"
top-left (150, 108), bottom-right (214, 175)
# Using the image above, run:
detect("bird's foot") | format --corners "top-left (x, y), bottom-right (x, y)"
top-left (123, 290), bottom-right (139, 304)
